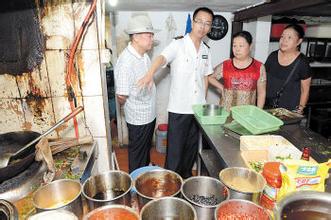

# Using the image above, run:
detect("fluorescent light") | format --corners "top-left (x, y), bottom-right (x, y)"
top-left (108, 0), bottom-right (118, 7)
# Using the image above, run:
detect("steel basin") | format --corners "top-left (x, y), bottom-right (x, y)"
top-left (32, 179), bottom-right (83, 219)
top-left (274, 191), bottom-right (331, 220)
top-left (181, 176), bottom-right (229, 220)
top-left (219, 167), bottom-right (266, 203)
top-left (82, 170), bottom-right (132, 211)
top-left (134, 169), bottom-right (183, 210)
top-left (140, 197), bottom-right (197, 220)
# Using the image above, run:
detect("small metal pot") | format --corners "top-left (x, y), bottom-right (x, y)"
top-left (274, 191), bottom-right (331, 220)
top-left (82, 170), bottom-right (132, 211)
top-left (134, 169), bottom-right (183, 210)
top-left (215, 199), bottom-right (271, 220)
top-left (32, 179), bottom-right (83, 219)
top-left (140, 197), bottom-right (197, 220)
top-left (181, 176), bottom-right (229, 220)
top-left (83, 204), bottom-right (139, 220)
top-left (0, 199), bottom-right (18, 220)
top-left (219, 167), bottom-right (266, 203)
top-left (202, 104), bottom-right (222, 116)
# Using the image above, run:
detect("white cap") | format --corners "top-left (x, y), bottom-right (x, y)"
top-left (125, 14), bottom-right (160, 35)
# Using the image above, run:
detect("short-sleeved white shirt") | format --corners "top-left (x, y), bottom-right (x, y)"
top-left (114, 43), bottom-right (156, 125)
top-left (161, 34), bottom-right (213, 114)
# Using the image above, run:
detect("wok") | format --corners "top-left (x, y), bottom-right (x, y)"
top-left (0, 131), bottom-right (41, 182)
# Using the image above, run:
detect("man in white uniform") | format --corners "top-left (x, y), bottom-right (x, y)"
top-left (138, 8), bottom-right (214, 178)
top-left (115, 14), bottom-right (158, 173)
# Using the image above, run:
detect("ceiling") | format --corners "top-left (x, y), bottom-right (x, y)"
top-left (106, 0), bottom-right (268, 12)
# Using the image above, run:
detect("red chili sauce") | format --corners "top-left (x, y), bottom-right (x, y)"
top-left (138, 174), bottom-right (180, 198)
top-left (87, 208), bottom-right (138, 220)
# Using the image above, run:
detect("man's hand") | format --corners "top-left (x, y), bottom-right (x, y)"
top-left (137, 73), bottom-right (154, 89)
top-left (117, 95), bottom-right (128, 105)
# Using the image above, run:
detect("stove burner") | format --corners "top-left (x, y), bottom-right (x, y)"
top-left (0, 161), bottom-right (46, 202)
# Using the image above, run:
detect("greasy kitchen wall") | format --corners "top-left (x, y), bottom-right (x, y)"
top-left (0, 0), bottom-right (111, 173)
top-left (113, 11), bottom-right (233, 145)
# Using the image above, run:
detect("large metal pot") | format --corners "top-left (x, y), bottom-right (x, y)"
top-left (215, 199), bottom-right (271, 220)
top-left (134, 169), bottom-right (183, 209)
top-left (0, 199), bottom-right (18, 220)
top-left (28, 210), bottom-right (78, 220)
top-left (83, 204), bottom-right (139, 220)
top-left (219, 167), bottom-right (266, 203)
top-left (274, 191), bottom-right (331, 220)
top-left (181, 176), bottom-right (229, 220)
top-left (82, 170), bottom-right (132, 211)
top-left (140, 197), bottom-right (197, 220)
top-left (32, 179), bottom-right (83, 219)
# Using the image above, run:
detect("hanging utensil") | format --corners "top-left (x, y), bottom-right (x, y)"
top-left (0, 106), bottom-right (84, 169)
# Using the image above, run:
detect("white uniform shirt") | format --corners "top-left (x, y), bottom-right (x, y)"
top-left (161, 34), bottom-right (213, 114)
top-left (115, 43), bottom-right (156, 125)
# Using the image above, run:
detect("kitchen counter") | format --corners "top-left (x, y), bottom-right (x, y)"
top-left (196, 120), bottom-right (331, 192)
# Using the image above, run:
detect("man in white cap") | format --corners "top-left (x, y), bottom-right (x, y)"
top-left (114, 14), bottom-right (158, 173)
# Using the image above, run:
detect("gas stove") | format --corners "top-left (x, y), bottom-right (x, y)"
top-left (0, 161), bottom-right (46, 202)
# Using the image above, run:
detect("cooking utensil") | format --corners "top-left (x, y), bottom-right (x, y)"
top-left (0, 131), bottom-right (41, 182)
top-left (0, 106), bottom-right (84, 169)
top-left (83, 204), bottom-right (139, 220)
top-left (140, 197), bottom-right (197, 220)
top-left (134, 169), bottom-right (183, 210)
top-left (82, 170), bottom-right (132, 211)
top-left (33, 179), bottom-right (83, 219)
top-left (215, 199), bottom-right (271, 220)
top-left (181, 176), bottom-right (229, 220)
top-left (219, 167), bottom-right (266, 204)
top-left (274, 191), bottom-right (331, 220)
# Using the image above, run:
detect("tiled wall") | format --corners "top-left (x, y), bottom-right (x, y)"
top-left (0, 1), bottom-right (111, 173)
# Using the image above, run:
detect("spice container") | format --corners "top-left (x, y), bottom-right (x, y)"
top-left (300, 147), bottom-right (311, 161)
top-left (260, 162), bottom-right (282, 210)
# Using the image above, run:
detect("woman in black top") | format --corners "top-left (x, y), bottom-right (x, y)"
top-left (265, 24), bottom-right (311, 113)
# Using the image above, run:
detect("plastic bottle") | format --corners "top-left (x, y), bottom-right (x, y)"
top-left (301, 147), bottom-right (311, 161)
top-left (260, 162), bottom-right (282, 210)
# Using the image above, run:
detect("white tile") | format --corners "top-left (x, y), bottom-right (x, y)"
top-left (83, 96), bottom-right (107, 137)
top-left (0, 99), bottom-right (25, 132)
top-left (254, 42), bottom-right (271, 63)
top-left (41, 3), bottom-right (75, 50)
top-left (0, 74), bottom-right (20, 98)
top-left (51, 96), bottom-right (88, 138)
top-left (255, 16), bottom-right (272, 43)
top-left (79, 50), bottom-right (103, 96)
top-left (94, 137), bottom-right (112, 174)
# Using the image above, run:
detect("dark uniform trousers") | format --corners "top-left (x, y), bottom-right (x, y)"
top-left (127, 119), bottom-right (156, 173)
top-left (165, 112), bottom-right (199, 178)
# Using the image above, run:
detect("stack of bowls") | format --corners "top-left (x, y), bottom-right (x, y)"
top-left (82, 170), bottom-right (132, 211)
top-left (181, 176), bottom-right (229, 220)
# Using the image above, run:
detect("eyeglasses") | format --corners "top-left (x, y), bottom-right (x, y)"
top-left (193, 19), bottom-right (212, 28)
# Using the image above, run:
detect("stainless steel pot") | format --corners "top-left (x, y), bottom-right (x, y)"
top-left (274, 191), bottom-right (331, 220)
top-left (32, 179), bottom-right (83, 219)
top-left (28, 210), bottom-right (78, 220)
top-left (181, 176), bottom-right (229, 220)
top-left (0, 199), bottom-right (18, 220)
top-left (202, 104), bottom-right (222, 116)
top-left (219, 167), bottom-right (266, 203)
top-left (140, 197), bottom-right (197, 220)
top-left (134, 169), bottom-right (183, 210)
top-left (82, 170), bottom-right (132, 211)
top-left (83, 204), bottom-right (139, 220)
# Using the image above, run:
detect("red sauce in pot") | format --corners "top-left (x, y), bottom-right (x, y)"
top-left (86, 208), bottom-right (138, 220)
top-left (138, 174), bottom-right (180, 198)
top-left (217, 201), bottom-right (270, 220)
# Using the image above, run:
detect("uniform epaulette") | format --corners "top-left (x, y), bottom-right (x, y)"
top-left (174, 36), bottom-right (184, 40)
top-left (203, 41), bottom-right (210, 49)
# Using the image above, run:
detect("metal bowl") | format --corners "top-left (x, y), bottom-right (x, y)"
top-left (32, 179), bottom-right (83, 219)
top-left (219, 167), bottom-right (266, 203)
top-left (140, 197), bottom-right (197, 220)
top-left (274, 191), bottom-right (331, 220)
top-left (202, 104), bottom-right (222, 116)
top-left (82, 170), bottom-right (132, 211)
top-left (215, 199), bottom-right (271, 220)
top-left (135, 169), bottom-right (183, 209)
top-left (181, 176), bottom-right (229, 220)
top-left (83, 204), bottom-right (139, 220)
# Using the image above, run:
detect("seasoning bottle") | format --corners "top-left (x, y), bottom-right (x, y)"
top-left (301, 147), bottom-right (311, 161)
top-left (260, 162), bottom-right (282, 210)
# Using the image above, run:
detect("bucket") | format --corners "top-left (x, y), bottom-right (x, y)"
top-left (156, 124), bottom-right (167, 154)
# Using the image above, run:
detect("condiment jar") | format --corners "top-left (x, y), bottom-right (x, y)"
top-left (260, 162), bottom-right (282, 210)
